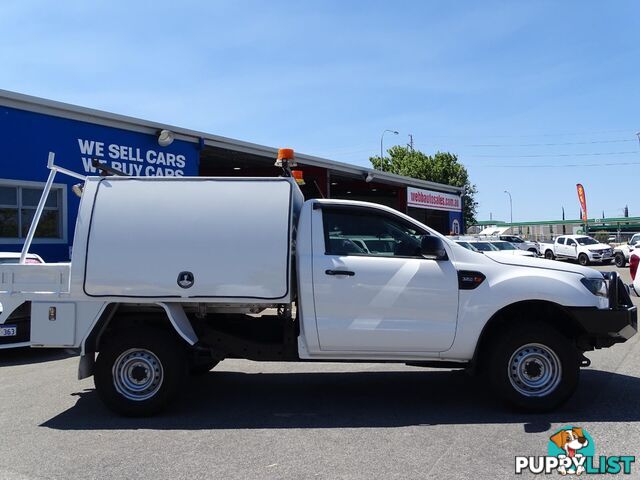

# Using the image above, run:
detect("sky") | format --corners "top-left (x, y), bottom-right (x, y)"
top-left (1, 1), bottom-right (639, 222)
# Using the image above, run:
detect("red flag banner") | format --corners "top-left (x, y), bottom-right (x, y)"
top-left (576, 183), bottom-right (587, 222)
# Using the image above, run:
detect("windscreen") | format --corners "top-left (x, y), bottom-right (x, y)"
top-left (492, 241), bottom-right (516, 250)
top-left (576, 237), bottom-right (598, 246)
top-left (456, 241), bottom-right (479, 251)
top-left (471, 242), bottom-right (498, 251)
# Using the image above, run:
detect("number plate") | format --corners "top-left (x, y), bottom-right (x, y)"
top-left (0, 325), bottom-right (17, 337)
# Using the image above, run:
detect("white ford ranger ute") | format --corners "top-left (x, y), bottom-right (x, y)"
top-left (0, 153), bottom-right (636, 416)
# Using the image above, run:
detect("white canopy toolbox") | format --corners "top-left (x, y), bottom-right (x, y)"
top-left (80, 176), bottom-right (303, 301)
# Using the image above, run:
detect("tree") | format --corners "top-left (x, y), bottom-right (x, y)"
top-left (370, 146), bottom-right (478, 228)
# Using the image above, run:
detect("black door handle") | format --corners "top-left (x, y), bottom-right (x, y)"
top-left (325, 269), bottom-right (355, 276)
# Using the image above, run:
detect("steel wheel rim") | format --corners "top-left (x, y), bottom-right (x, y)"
top-left (112, 348), bottom-right (164, 401)
top-left (508, 343), bottom-right (562, 397)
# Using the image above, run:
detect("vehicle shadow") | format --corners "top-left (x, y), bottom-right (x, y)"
top-left (41, 367), bottom-right (640, 432)
top-left (0, 347), bottom-right (75, 367)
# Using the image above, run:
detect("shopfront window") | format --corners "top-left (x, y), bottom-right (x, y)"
top-left (0, 183), bottom-right (65, 241)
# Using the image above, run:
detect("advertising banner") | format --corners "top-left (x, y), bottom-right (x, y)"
top-left (407, 186), bottom-right (461, 212)
top-left (0, 106), bottom-right (199, 181)
top-left (0, 106), bottom-right (200, 261)
top-left (576, 184), bottom-right (587, 221)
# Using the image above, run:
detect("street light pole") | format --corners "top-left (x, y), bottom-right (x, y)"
top-left (504, 190), bottom-right (513, 225)
top-left (380, 129), bottom-right (399, 171)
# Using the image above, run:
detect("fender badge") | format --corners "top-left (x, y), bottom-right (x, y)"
top-left (177, 271), bottom-right (194, 289)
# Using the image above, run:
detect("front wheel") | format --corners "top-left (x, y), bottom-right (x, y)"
top-left (544, 250), bottom-right (554, 260)
top-left (578, 253), bottom-right (589, 266)
top-left (485, 323), bottom-right (579, 412)
top-left (95, 328), bottom-right (188, 416)
top-left (614, 253), bottom-right (626, 268)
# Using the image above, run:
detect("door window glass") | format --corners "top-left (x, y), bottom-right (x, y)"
top-left (322, 208), bottom-right (427, 257)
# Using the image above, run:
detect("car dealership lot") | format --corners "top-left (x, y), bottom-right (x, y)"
top-left (0, 265), bottom-right (638, 480)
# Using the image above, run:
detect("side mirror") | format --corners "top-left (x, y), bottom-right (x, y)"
top-left (421, 235), bottom-right (448, 260)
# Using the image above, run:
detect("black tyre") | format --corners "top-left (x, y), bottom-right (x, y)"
top-left (190, 360), bottom-right (220, 375)
top-left (544, 250), bottom-right (554, 260)
top-left (578, 253), bottom-right (589, 266)
top-left (485, 323), bottom-right (579, 412)
top-left (614, 253), bottom-right (626, 268)
top-left (95, 328), bottom-right (188, 416)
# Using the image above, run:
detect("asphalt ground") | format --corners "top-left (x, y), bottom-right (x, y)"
top-left (0, 264), bottom-right (638, 479)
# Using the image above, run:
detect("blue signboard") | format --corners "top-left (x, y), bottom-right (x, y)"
top-left (449, 211), bottom-right (463, 235)
top-left (0, 106), bottom-right (199, 261)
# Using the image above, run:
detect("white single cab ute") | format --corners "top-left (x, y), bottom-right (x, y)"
top-left (0, 151), bottom-right (636, 416)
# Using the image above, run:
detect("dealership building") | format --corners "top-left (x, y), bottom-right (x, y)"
top-left (0, 90), bottom-right (464, 262)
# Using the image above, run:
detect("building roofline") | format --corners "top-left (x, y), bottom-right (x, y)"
top-left (0, 89), bottom-right (463, 195)
top-left (474, 216), bottom-right (640, 227)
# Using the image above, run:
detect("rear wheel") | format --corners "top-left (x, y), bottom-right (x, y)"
top-left (485, 322), bottom-right (579, 412)
top-left (578, 253), bottom-right (589, 266)
top-left (95, 328), bottom-right (187, 416)
top-left (615, 253), bottom-right (626, 268)
top-left (544, 250), bottom-right (554, 260)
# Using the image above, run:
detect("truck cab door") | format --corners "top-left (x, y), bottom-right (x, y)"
top-left (556, 237), bottom-right (567, 256)
top-left (310, 204), bottom-right (459, 353)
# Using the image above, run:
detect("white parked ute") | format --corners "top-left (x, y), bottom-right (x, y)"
top-left (0, 252), bottom-right (44, 348)
top-left (542, 235), bottom-right (614, 266)
top-left (0, 152), bottom-right (636, 416)
top-left (613, 233), bottom-right (640, 268)
top-left (498, 235), bottom-right (540, 255)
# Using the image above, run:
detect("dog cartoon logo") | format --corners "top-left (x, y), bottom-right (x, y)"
top-left (548, 427), bottom-right (592, 476)
top-left (517, 425), bottom-right (634, 475)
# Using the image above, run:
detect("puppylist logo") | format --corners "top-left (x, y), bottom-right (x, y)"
top-left (515, 426), bottom-right (635, 475)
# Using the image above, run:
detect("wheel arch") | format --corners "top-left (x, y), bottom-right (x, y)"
top-left (83, 302), bottom-right (197, 354)
top-left (472, 300), bottom-right (585, 369)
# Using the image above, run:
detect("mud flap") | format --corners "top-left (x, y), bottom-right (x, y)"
top-left (78, 353), bottom-right (95, 379)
